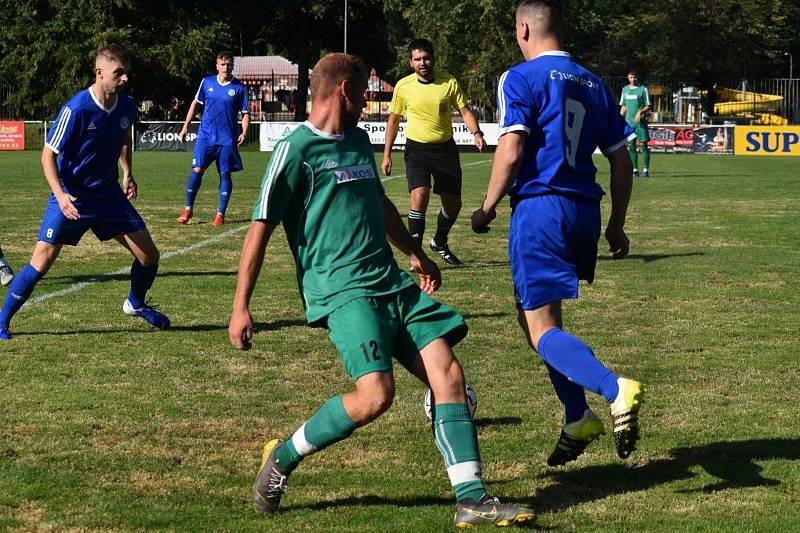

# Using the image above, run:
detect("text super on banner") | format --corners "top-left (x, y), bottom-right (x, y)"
top-left (0, 121), bottom-right (25, 150)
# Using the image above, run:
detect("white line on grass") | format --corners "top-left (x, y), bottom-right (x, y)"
top-left (25, 157), bottom-right (493, 308)
top-left (26, 225), bottom-right (248, 307)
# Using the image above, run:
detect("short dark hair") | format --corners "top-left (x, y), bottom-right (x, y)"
top-left (408, 38), bottom-right (434, 58)
top-left (217, 50), bottom-right (234, 62)
top-left (310, 53), bottom-right (368, 99)
top-left (628, 69), bottom-right (638, 76)
top-left (516, 0), bottom-right (564, 39)
top-left (96, 44), bottom-right (129, 66)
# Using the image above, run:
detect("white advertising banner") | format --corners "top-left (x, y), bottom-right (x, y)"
top-left (259, 121), bottom-right (500, 151)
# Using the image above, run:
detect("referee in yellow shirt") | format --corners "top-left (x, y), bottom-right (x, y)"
top-left (382, 38), bottom-right (485, 266)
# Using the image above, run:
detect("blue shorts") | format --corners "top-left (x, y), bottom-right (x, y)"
top-left (509, 195), bottom-right (601, 310)
top-left (191, 141), bottom-right (243, 173)
top-left (37, 188), bottom-right (146, 246)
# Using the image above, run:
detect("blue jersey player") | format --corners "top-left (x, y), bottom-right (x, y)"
top-left (0, 45), bottom-right (169, 341)
top-left (471, 0), bottom-right (644, 465)
top-left (177, 51), bottom-right (250, 226)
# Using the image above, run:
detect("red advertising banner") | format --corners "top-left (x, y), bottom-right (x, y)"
top-left (648, 125), bottom-right (695, 153)
top-left (0, 121), bottom-right (25, 151)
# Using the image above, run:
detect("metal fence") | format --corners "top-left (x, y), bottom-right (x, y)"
top-left (5, 77), bottom-right (799, 126)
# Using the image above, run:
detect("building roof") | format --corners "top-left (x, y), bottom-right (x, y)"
top-left (232, 55), bottom-right (394, 92)
top-left (233, 56), bottom-right (308, 80)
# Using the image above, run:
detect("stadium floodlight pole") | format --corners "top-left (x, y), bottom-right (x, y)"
top-left (784, 52), bottom-right (793, 81)
top-left (344, 0), bottom-right (348, 53)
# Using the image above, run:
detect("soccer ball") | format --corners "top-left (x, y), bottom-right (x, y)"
top-left (424, 383), bottom-right (477, 422)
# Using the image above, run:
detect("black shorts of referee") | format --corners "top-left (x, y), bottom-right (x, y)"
top-left (404, 138), bottom-right (462, 195)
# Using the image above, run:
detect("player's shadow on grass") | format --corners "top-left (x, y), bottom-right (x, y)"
top-left (453, 260), bottom-right (509, 270)
top-left (291, 495), bottom-right (543, 528)
top-left (253, 319), bottom-right (307, 333)
top-left (462, 311), bottom-right (511, 319)
top-left (474, 416), bottom-right (524, 428)
top-left (529, 437), bottom-right (800, 514)
top-left (597, 252), bottom-right (705, 263)
top-left (42, 270), bottom-right (237, 283)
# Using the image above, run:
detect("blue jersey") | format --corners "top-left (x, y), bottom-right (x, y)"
top-left (45, 88), bottom-right (137, 198)
top-left (195, 75), bottom-right (248, 146)
top-left (497, 51), bottom-right (630, 201)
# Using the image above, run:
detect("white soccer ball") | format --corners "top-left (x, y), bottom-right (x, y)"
top-left (424, 383), bottom-right (477, 422)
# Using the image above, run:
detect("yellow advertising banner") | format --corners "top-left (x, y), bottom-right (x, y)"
top-left (735, 126), bottom-right (800, 156)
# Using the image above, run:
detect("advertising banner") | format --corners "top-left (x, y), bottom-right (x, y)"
top-left (135, 122), bottom-right (198, 151)
top-left (0, 121), bottom-right (25, 151)
top-left (647, 125), bottom-right (695, 153)
top-left (734, 126), bottom-right (800, 156)
top-left (259, 121), bottom-right (500, 151)
top-left (693, 126), bottom-right (734, 154)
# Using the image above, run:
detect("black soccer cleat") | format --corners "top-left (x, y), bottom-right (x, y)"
top-left (547, 409), bottom-right (605, 467)
top-left (252, 439), bottom-right (292, 516)
top-left (610, 378), bottom-right (644, 459)
top-left (455, 495), bottom-right (536, 528)
top-left (430, 239), bottom-right (463, 266)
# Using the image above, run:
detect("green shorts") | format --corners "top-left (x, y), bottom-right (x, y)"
top-left (326, 285), bottom-right (468, 381)
top-left (628, 122), bottom-right (650, 143)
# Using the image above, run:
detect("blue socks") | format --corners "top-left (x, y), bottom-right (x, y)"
top-left (0, 264), bottom-right (43, 326)
top-left (545, 362), bottom-right (588, 423)
top-left (218, 172), bottom-right (232, 216)
top-left (185, 171), bottom-right (203, 208)
top-left (537, 327), bottom-right (620, 405)
top-left (128, 260), bottom-right (158, 309)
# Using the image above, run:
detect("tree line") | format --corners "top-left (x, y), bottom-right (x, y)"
top-left (1, 0), bottom-right (798, 119)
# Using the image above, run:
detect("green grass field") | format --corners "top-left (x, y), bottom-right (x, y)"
top-left (1, 150), bottom-right (798, 531)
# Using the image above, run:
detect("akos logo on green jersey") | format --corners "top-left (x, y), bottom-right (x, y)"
top-left (333, 165), bottom-right (375, 184)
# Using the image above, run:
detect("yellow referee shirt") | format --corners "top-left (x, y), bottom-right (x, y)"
top-left (389, 72), bottom-right (469, 143)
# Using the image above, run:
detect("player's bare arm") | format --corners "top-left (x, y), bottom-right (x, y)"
top-left (471, 131), bottom-right (526, 232)
top-left (179, 99), bottom-right (200, 141)
top-left (605, 146), bottom-right (633, 259)
top-left (119, 128), bottom-right (137, 200)
top-left (381, 195), bottom-right (441, 294)
top-left (237, 112), bottom-right (251, 147)
top-left (459, 105), bottom-right (485, 152)
top-left (41, 146), bottom-right (79, 220)
top-left (381, 112), bottom-right (402, 175)
top-left (229, 220), bottom-right (277, 349)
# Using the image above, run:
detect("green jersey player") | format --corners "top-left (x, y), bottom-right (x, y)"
top-left (228, 52), bottom-right (534, 528)
top-left (619, 70), bottom-right (651, 177)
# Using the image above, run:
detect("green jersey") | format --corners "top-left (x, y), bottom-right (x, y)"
top-left (253, 121), bottom-right (414, 325)
top-left (619, 84), bottom-right (651, 126)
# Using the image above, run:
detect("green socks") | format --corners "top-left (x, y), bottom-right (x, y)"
top-left (275, 395), bottom-right (357, 471)
top-left (627, 141), bottom-right (638, 168)
top-left (642, 145), bottom-right (650, 169)
top-left (433, 403), bottom-right (487, 502)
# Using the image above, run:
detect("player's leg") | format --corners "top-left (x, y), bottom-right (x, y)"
top-left (178, 142), bottom-right (212, 223)
top-left (214, 146), bottom-right (243, 225)
top-left (405, 139), bottom-right (432, 248)
top-left (511, 195), bottom-right (642, 459)
top-left (0, 196), bottom-right (86, 339)
top-left (113, 218), bottom-right (170, 330)
top-left (0, 241), bottom-right (62, 339)
top-left (0, 245), bottom-right (14, 286)
top-left (408, 186), bottom-right (431, 248)
top-left (641, 137), bottom-right (651, 177)
top-left (396, 287), bottom-right (535, 526)
top-left (627, 140), bottom-right (639, 175)
top-left (252, 296), bottom-right (396, 516)
top-left (429, 141), bottom-right (463, 266)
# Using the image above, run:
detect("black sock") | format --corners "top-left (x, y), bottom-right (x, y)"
top-left (408, 210), bottom-right (425, 247)
top-left (433, 208), bottom-right (454, 245)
